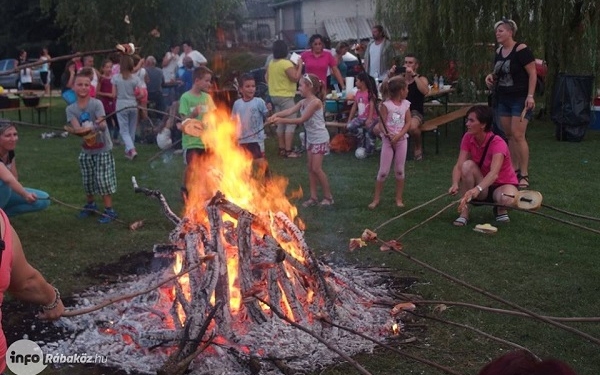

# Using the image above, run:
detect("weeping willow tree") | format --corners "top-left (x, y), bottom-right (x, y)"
top-left (376, 0), bottom-right (600, 102)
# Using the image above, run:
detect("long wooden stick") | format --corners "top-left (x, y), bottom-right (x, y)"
top-left (61, 262), bottom-right (206, 317)
top-left (396, 200), bottom-right (457, 240)
top-left (389, 247), bottom-right (600, 346)
top-left (256, 297), bottom-right (373, 375)
top-left (374, 192), bottom-right (450, 231)
top-left (0, 49), bottom-right (118, 77)
top-left (386, 299), bottom-right (600, 322)
top-left (46, 196), bottom-right (143, 230)
top-left (320, 318), bottom-right (462, 375)
top-left (410, 311), bottom-right (539, 360)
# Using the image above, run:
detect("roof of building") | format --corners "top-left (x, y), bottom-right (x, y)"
top-left (324, 16), bottom-right (376, 42)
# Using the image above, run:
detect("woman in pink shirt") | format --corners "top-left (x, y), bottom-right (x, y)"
top-left (301, 34), bottom-right (345, 96)
top-left (448, 105), bottom-right (518, 226)
top-left (0, 209), bottom-right (64, 372)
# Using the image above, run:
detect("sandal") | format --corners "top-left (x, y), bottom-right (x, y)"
top-left (453, 216), bottom-right (468, 227)
top-left (319, 197), bottom-right (334, 206)
top-left (302, 197), bottom-right (319, 207)
top-left (518, 175), bottom-right (529, 190)
top-left (414, 152), bottom-right (423, 161)
top-left (285, 150), bottom-right (301, 158)
top-left (493, 206), bottom-right (510, 223)
top-left (278, 148), bottom-right (286, 157)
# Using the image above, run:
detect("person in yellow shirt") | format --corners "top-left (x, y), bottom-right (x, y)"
top-left (266, 41), bottom-right (303, 158)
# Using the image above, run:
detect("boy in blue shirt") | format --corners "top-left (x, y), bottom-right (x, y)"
top-left (231, 73), bottom-right (271, 178)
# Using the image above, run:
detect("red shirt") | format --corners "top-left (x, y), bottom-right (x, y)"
top-left (460, 132), bottom-right (518, 185)
top-left (300, 50), bottom-right (337, 84)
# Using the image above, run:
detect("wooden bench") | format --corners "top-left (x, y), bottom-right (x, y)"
top-left (424, 101), bottom-right (488, 109)
top-left (0, 103), bottom-right (51, 125)
top-left (420, 106), bottom-right (473, 154)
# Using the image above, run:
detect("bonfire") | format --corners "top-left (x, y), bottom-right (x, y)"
top-left (47, 108), bottom-right (409, 375)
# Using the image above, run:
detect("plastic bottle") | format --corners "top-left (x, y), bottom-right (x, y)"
top-left (433, 74), bottom-right (439, 92)
top-left (438, 75), bottom-right (445, 90)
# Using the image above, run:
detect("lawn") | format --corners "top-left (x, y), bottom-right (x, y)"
top-left (4, 98), bottom-right (600, 375)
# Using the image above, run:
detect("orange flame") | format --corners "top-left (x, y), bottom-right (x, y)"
top-left (181, 107), bottom-right (305, 319)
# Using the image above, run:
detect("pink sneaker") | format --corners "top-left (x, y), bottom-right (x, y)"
top-left (125, 149), bottom-right (137, 160)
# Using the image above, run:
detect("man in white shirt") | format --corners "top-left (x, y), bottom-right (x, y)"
top-left (363, 25), bottom-right (395, 81)
top-left (177, 40), bottom-right (208, 68)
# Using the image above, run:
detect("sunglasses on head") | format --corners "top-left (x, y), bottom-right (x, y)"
top-left (302, 74), bottom-right (314, 87)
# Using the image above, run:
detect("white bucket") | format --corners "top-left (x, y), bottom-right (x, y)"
top-left (345, 77), bottom-right (355, 90)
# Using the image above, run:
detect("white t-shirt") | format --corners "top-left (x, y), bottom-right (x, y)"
top-left (177, 50), bottom-right (208, 68)
top-left (368, 42), bottom-right (383, 79)
top-left (136, 68), bottom-right (147, 89)
top-left (162, 52), bottom-right (178, 82)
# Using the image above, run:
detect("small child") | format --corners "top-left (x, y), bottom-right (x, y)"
top-left (268, 73), bottom-right (334, 207)
top-left (368, 76), bottom-right (411, 209)
top-left (111, 55), bottom-right (143, 160)
top-left (346, 71), bottom-right (378, 154)
top-left (178, 66), bottom-right (216, 190)
top-left (66, 72), bottom-right (118, 223)
top-left (232, 74), bottom-right (270, 178)
top-left (96, 59), bottom-right (120, 143)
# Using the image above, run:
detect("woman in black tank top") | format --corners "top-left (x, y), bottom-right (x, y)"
top-left (484, 18), bottom-right (537, 190)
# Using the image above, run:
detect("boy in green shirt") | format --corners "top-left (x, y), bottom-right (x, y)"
top-left (178, 67), bottom-right (216, 196)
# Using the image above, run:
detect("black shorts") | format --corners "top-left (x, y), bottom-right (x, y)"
top-left (482, 184), bottom-right (519, 202)
top-left (240, 142), bottom-right (263, 159)
top-left (40, 71), bottom-right (49, 85)
top-left (185, 148), bottom-right (210, 165)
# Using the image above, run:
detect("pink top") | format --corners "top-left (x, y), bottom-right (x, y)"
top-left (0, 209), bottom-right (14, 372)
top-left (382, 99), bottom-right (411, 137)
top-left (460, 131), bottom-right (518, 185)
top-left (354, 90), bottom-right (372, 120)
top-left (300, 50), bottom-right (337, 84)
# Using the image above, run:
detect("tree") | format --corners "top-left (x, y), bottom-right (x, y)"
top-left (376, 0), bottom-right (600, 101)
top-left (40, 0), bottom-right (244, 58)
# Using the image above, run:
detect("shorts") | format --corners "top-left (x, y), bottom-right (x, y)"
top-left (307, 141), bottom-right (330, 155)
top-left (40, 71), bottom-right (49, 85)
top-left (480, 184), bottom-right (519, 203)
top-left (135, 87), bottom-right (149, 104)
top-left (78, 152), bottom-right (117, 196)
top-left (496, 95), bottom-right (533, 121)
top-left (240, 142), bottom-right (263, 159)
top-left (184, 147), bottom-right (210, 165)
top-left (410, 110), bottom-right (424, 125)
top-left (271, 96), bottom-right (297, 134)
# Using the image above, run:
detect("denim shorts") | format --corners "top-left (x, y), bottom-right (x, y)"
top-left (496, 95), bottom-right (533, 121)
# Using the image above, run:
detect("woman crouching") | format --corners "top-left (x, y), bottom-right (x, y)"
top-left (449, 105), bottom-right (518, 226)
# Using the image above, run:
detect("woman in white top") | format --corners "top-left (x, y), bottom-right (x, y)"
top-left (162, 43), bottom-right (180, 83)
top-left (39, 47), bottom-right (51, 95)
top-left (18, 50), bottom-right (32, 91)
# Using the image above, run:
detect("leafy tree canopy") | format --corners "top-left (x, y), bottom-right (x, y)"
top-left (40, 0), bottom-right (244, 58)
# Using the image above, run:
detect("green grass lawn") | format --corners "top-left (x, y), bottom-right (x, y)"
top-left (4, 98), bottom-right (600, 374)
